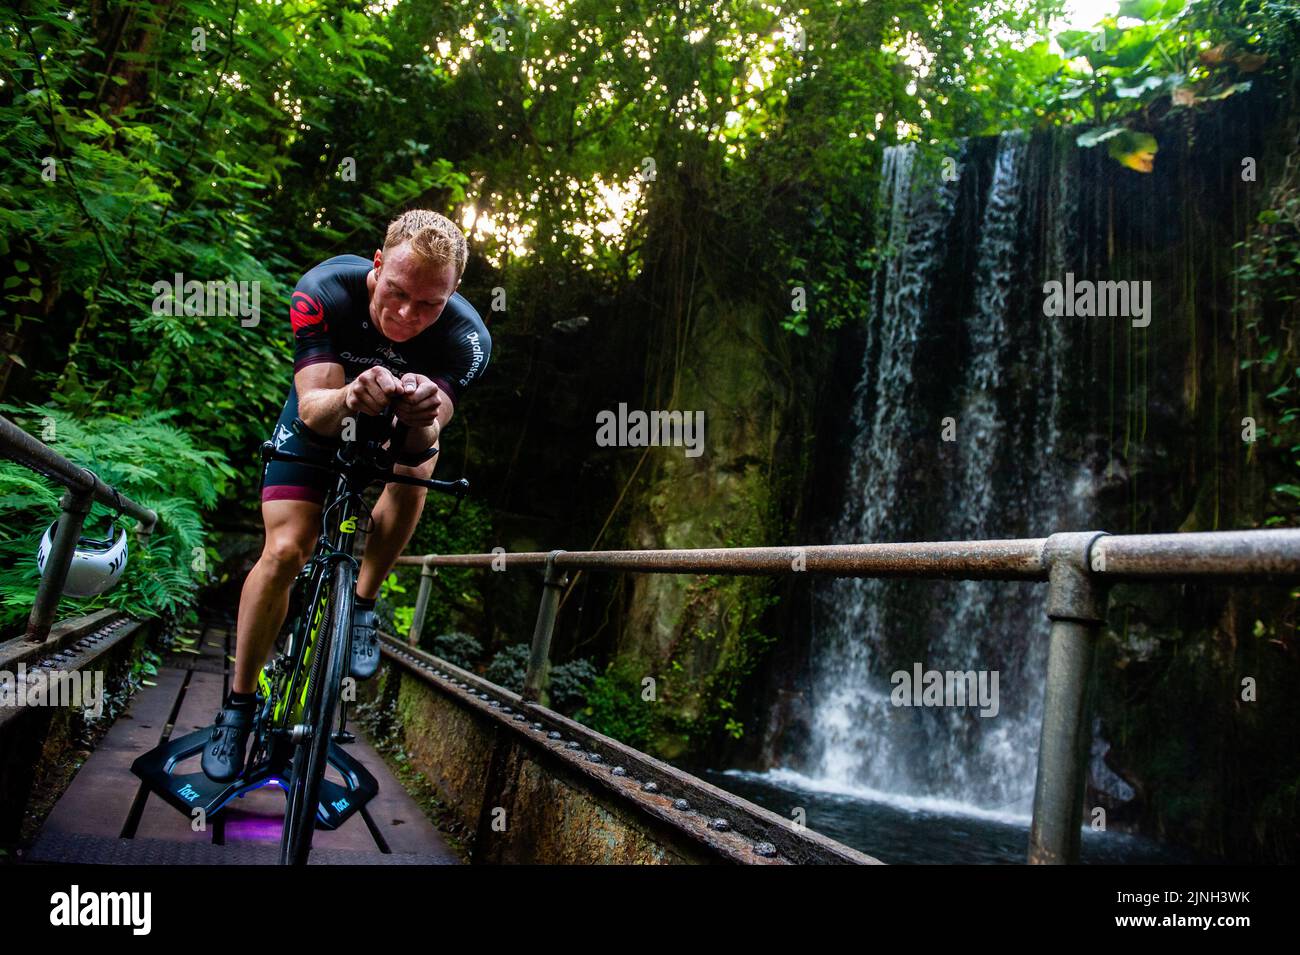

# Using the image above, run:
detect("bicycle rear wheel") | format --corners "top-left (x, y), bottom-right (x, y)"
top-left (279, 560), bottom-right (355, 865)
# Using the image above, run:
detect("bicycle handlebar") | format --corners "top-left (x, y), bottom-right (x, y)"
top-left (292, 401), bottom-right (436, 460)
top-left (261, 442), bottom-right (469, 496)
top-left (262, 405), bottom-right (467, 498)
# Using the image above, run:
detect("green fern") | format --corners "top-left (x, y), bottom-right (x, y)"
top-left (0, 404), bottom-right (228, 634)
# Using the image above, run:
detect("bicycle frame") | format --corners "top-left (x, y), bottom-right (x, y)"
top-left (254, 411), bottom-right (467, 861)
top-left (257, 491), bottom-right (360, 735)
top-left (255, 420), bottom-right (465, 727)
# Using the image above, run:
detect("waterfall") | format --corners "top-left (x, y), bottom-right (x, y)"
top-left (808, 131), bottom-right (1090, 815)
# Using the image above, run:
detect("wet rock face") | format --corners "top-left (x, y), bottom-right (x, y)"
top-left (616, 298), bottom-right (806, 759)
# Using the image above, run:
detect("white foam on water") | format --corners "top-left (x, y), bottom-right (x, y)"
top-left (720, 766), bottom-right (1033, 827)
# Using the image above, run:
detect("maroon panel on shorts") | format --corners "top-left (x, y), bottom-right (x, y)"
top-left (261, 484), bottom-right (326, 505)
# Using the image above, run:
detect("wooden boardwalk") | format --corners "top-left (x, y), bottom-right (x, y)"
top-left (28, 622), bottom-right (460, 865)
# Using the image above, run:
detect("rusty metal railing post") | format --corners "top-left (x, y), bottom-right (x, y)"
top-left (522, 550), bottom-right (567, 705)
top-left (408, 554), bottom-right (438, 646)
top-left (1029, 531), bottom-right (1109, 864)
top-left (25, 477), bottom-right (96, 643)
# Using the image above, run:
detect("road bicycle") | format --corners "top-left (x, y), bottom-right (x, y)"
top-left (134, 404), bottom-right (466, 864)
top-left (260, 406), bottom-right (466, 863)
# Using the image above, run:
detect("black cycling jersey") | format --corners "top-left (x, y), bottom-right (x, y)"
top-left (261, 254), bottom-right (491, 504)
top-left (289, 253), bottom-right (490, 405)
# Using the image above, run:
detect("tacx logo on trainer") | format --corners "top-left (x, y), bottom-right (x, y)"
top-left (177, 783), bottom-right (201, 803)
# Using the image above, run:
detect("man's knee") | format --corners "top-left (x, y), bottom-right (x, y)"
top-left (257, 501), bottom-right (319, 578)
top-left (260, 533), bottom-right (313, 577)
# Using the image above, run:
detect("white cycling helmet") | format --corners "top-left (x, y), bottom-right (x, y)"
top-left (36, 519), bottom-right (129, 597)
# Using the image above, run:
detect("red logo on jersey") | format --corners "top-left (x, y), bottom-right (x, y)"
top-left (290, 291), bottom-right (326, 333)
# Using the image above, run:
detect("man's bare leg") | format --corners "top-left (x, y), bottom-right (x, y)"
top-left (355, 453), bottom-right (438, 600)
top-left (231, 499), bottom-right (321, 694)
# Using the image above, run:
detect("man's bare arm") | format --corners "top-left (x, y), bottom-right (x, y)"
top-left (295, 363), bottom-right (350, 435)
top-left (296, 363), bottom-right (409, 437)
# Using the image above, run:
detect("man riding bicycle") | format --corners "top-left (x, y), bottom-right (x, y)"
top-left (202, 210), bottom-right (492, 783)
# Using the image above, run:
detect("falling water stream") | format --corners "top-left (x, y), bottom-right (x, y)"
top-left (713, 132), bottom-right (1174, 862)
top-left (809, 133), bottom-right (1073, 813)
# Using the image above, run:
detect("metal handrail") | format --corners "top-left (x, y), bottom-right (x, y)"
top-left (395, 529), bottom-right (1300, 579)
top-left (394, 528), bottom-right (1300, 865)
top-left (0, 414), bottom-right (159, 643)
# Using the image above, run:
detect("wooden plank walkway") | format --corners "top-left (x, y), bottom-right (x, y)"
top-left (29, 621), bottom-right (460, 865)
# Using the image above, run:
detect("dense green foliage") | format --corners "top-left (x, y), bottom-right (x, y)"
top-left (0, 402), bottom-right (229, 628)
top-left (1237, 138), bottom-right (1300, 523)
top-left (576, 660), bottom-right (656, 749)
top-left (482, 642), bottom-right (596, 712)
top-left (6, 0), bottom-right (1290, 629)
top-left (428, 630), bottom-right (483, 669)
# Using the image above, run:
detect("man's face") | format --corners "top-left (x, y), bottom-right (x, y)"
top-left (367, 241), bottom-right (459, 342)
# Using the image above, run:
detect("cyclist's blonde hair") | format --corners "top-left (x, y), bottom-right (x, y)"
top-left (383, 210), bottom-right (467, 279)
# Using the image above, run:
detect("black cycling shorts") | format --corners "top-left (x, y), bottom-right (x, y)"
top-left (260, 387), bottom-right (337, 505)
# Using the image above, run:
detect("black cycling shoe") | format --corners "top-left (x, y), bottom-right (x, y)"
top-left (201, 704), bottom-right (254, 783)
top-left (349, 604), bottom-right (380, 680)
